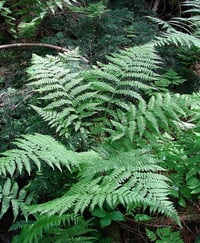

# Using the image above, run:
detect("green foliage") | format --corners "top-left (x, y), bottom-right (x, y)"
top-left (153, 69), bottom-right (186, 92)
top-left (134, 213), bottom-right (152, 222)
top-left (27, 50), bottom-right (97, 139)
top-left (104, 93), bottom-right (192, 147)
top-left (92, 208), bottom-right (124, 228)
top-left (65, 8), bottom-right (136, 62)
top-left (2, 1), bottom-right (200, 241)
top-left (0, 178), bottom-right (33, 221)
top-left (87, 43), bottom-right (160, 104)
top-left (0, 133), bottom-right (81, 176)
top-left (25, 45), bottom-right (160, 142)
top-left (26, 148), bottom-right (179, 224)
top-left (71, 1), bottom-right (109, 18)
top-left (27, 44), bottom-right (161, 141)
top-left (0, 86), bottom-right (42, 152)
top-left (177, 45), bottom-right (200, 66)
top-left (13, 215), bottom-right (96, 243)
top-left (146, 227), bottom-right (183, 243)
top-left (148, 14), bottom-right (200, 48)
top-left (172, 0), bottom-right (200, 37)
top-left (0, 0), bottom-right (76, 38)
top-left (157, 129), bottom-right (200, 207)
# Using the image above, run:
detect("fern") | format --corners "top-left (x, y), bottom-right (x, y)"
top-left (146, 226), bottom-right (183, 243)
top-left (0, 134), bottom-right (181, 228)
top-left (171, 0), bottom-right (200, 37)
top-left (148, 1), bottom-right (200, 48)
top-left (0, 133), bottom-right (81, 176)
top-left (151, 69), bottom-right (186, 92)
top-left (86, 43), bottom-right (160, 107)
top-left (13, 215), bottom-right (96, 243)
top-left (27, 149), bottom-right (180, 225)
top-left (27, 51), bottom-right (100, 138)
top-left (104, 93), bottom-right (193, 146)
top-left (0, 178), bottom-right (33, 221)
top-left (154, 30), bottom-right (200, 48)
top-left (27, 44), bottom-right (161, 140)
top-left (0, 0), bottom-right (77, 37)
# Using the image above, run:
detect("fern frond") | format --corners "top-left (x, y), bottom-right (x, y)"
top-left (105, 93), bottom-right (192, 145)
top-left (13, 215), bottom-right (95, 243)
top-left (28, 149), bottom-right (180, 225)
top-left (0, 179), bottom-right (33, 221)
top-left (154, 31), bottom-right (200, 48)
top-left (0, 134), bottom-right (80, 176)
top-left (27, 43), bottom-right (162, 140)
top-left (85, 43), bottom-right (160, 109)
top-left (27, 52), bottom-right (102, 138)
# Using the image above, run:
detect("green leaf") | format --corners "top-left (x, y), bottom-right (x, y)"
top-left (100, 215), bottom-right (112, 228)
top-left (178, 198), bottom-right (186, 207)
top-left (134, 214), bottom-right (152, 222)
top-left (146, 228), bottom-right (157, 241)
top-left (137, 115), bottom-right (146, 138)
top-left (187, 177), bottom-right (200, 189)
top-left (128, 120), bottom-right (136, 143)
top-left (191, 187), bottom-right (200, 194)
top-left (93, 208), bottom-right (107, 218)
top-left (110, 211), bottom-right (125, 221)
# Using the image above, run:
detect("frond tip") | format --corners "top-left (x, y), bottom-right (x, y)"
top-left (0, 133), bottom-right (80, 176)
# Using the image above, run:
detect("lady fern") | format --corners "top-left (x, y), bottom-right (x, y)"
top-left (104, 93), bottom-right (193, 147)
top-left (27, 51), bottom-right (100, 139)
top-left (26, 149), bottom-right (180, 225)
top-left (0, 178), bottom-right (33, 221)
top-left (0, 133), bottom-right (81, 176)
top-left (13, 214), bottom-right (96, 243)
top-left (86, 43), bottom-right (160, 109)
top-left (148, 1), bottom-right (200, 48)
top-left (2, 3), bottom-right (200, 239)
top-left (0, 134), bottom-right (180, 225)
top-left (27, 44), bottom-right (161, 140)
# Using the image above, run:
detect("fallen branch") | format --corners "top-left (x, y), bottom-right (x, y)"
top-left (0, 43), bottom-right (70, 52)
top-left (152, 0), bottom-right (161, 12)
top-left (0, 43), bottom-right (89, 62)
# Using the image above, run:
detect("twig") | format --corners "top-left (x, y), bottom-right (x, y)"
top-left (152, 0), bottom-right (161, 12)
top-left (0, 43), bottom-right (69, 52)
top-left (0, 43), bottom-right (89, 63)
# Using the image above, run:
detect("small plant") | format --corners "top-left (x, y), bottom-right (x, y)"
top-left (146, 226), bottom-right (183, 243)
top-left (92, 208), bottom-right (125, 228)
top-left (0, 0), bottom-right (76, 39)
top-left (177, 46), bottom-right (200, 67)
top-left (153, 69), bottom-right (186, 92)
top-left (70, 1), bottom-right (109, 19)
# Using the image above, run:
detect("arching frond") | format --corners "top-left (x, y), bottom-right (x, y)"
top-left (13, 215), bottom-right (96, 243)
top-left (27, 149), bottom-right (180, 225)
top-left (154, 31), bottom-right (200, 48)
top-left (104, 93), bottom-right (193, 145)
top-left (86, 43), bottom-right (160, 108)
top-left (27, 45), bottom-right (161, 139)
top-left (0, 133), bottom-right (81, 176)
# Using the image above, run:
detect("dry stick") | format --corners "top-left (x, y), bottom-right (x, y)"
top-left (0, 43), bottom-right (89, 62)
top-left (152, 0), bottom-right (161, 12)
